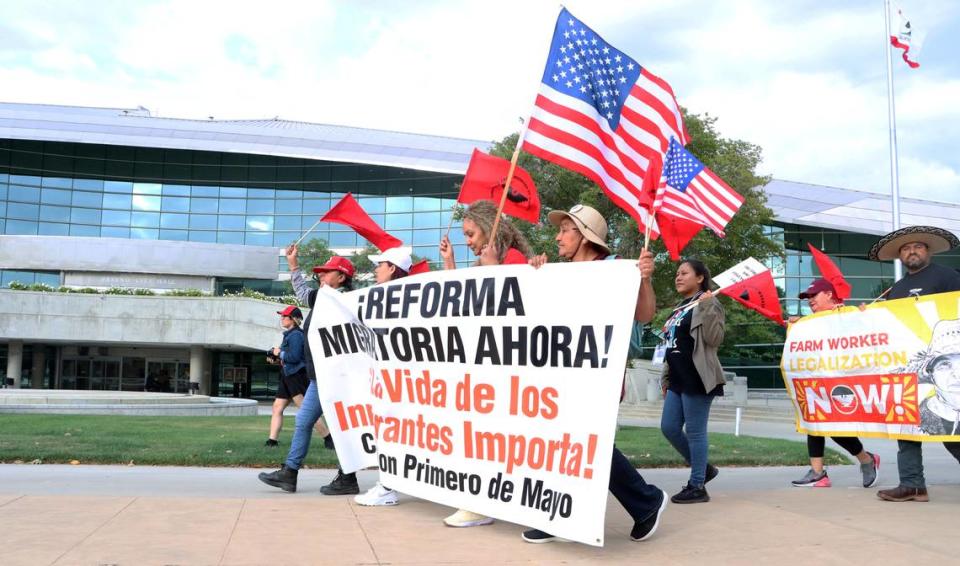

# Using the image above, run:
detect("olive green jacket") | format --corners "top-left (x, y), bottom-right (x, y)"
top-left (661, 295), bottom-right (726, 394)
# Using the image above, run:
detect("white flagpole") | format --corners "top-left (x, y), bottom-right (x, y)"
top-left (884, 0), bottom-right (903, 281)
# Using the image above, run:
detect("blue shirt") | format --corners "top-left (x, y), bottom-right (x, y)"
top-left (279, 326), bottom-right (306, 376)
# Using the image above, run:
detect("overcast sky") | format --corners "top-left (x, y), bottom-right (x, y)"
top-left (1, 0), bottom-right (958, 203)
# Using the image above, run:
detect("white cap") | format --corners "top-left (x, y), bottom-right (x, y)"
top-left (368, 246), bottom-right (413, 272)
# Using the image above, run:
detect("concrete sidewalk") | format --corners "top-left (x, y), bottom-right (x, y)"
top-left (1, 461), bottom-right (958, 566)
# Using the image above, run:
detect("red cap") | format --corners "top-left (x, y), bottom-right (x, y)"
top-left (798, 278), bottom-right (837, 299)
top-left (277, 305), bottom-right (303, 318)
top-left (313, 256), bottom-right (355, 277)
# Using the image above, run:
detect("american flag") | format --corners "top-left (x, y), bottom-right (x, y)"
top-left (522, 8), bottom-right (689, 235)
top-left (654, 138), bottom-right (744, 236)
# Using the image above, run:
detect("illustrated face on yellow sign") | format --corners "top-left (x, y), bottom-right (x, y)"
top-left (781, 291), bottom-right (960, 441)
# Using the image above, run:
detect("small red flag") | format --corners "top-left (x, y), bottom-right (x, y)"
top-left (322, 193), bottom-right (402, 252)
top-left (807, 243), bottom-right (851, 301)
top-left (409, 259), bottom-right (430, 275)
top-left (656, 212), bottom-right (703, 261)
top-left (458, 149), bottom-right (540, 224)
top-left (719, 270), bottom-right (785, 326)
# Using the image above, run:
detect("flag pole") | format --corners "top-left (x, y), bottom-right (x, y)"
top-left (884, 0), bottom-right (903, 281)
top-left (294, 217), bottom-right (324, 247)
top-left (488, 121), bottom-right (530, 245)
top-left (443, 203), bottom-right (458, 238)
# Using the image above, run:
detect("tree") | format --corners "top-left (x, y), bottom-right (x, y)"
top-left (297, 237), bottom-right (334, 272)
top-left (488, 109), bottom-right (786, 356)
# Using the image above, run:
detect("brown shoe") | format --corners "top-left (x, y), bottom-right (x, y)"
top-left (877, 485), bottom-right (929, 502)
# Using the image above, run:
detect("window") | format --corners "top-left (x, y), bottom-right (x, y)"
top-left (133, 183), bottom-right (162, 195)
top-left (217, 232), bottom-right (244, 244)
top-left (218, 199), bottom-right (246, 214)
top-left (8, 203), bottom-right (39, 220)
top-left (6, 220), bottom-right (39, 234)
top-left (246, 199), bottom-right (274, 214)
top-left (189, 231), bottom-right (217, 242)
top-left (102, 227), bottom-right (131, 238)
top-left (131, 228), bottom-right (159, 239)
top-left (132, 195), bottom-right (161, 211)
top-left (38, 223), bottom-right (69, 236)
top-left (218, 215), bottom-right (246, 231)
top-left (8, 185), bottom-right (40, 203)
top-left (40, 204), bottom-right (71, 222)
top-left (102, 210), bottom-right (131, 226)
top-left (191, 185), bottom-right (219, 198)
top-left (103, 194), bottom-right (132, 209)
top-left (159, 229), bottom-right (188, 241)
top-left (220, 187), bottom-right (247, 198)
top-left (162, 184), bottom-right (191, 196)
top-left (245, 232), bottom-right (273, 246)
top-left (104, 181), bottom-right (134, 193)
top-left (70, 208), bottom-right (101, 224)
top-left (40, 188), bottom-right (72, 205)
top-left (189, 214), bottom-right (218, 230)
top-left (72, 179), bottom-right (105, 191)
top-left (160, 213), bottom-right (189, 229)
top-left (41, 177), bottom-right (72, 188)
top-left (276, 200), bottom-right (301, 214)
top-left (245, 216), bottom-right (273, 231)
top-left (70, 225), bottom-right (100, 237)
top-left (275, 216), bottom-right (301, 230)
top-left (190, 198), bottom-right (218, 213)
top-left (161, 196), bottom-right (190, 213)
top-left (131, 212), bottom-right (160, 227)
top-left (72, 191), bottom-right (103, 208)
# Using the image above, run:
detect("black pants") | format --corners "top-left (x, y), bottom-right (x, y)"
top-left (807, 435), bottom-right (863, 458)
top-left (608, 446), bottom-right (664, 523)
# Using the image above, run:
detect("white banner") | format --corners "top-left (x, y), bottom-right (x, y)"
top-left (308, 260), bottom-right (641, 546)
top-left (711, 256), bottom-right (767, 291)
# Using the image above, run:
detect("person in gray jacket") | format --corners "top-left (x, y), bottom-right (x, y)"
top-left (659, 259), bottom-right (724, 504)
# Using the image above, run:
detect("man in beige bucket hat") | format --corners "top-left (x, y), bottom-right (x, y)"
top-left (868, 225), bottom-right (960, 502)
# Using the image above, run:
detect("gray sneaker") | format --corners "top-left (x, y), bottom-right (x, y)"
top-left (791, 468), bottom-right (830, 487)
top-left (861, 452), bottom-right (880, 488)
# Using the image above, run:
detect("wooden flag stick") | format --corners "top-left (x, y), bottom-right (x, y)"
top-left (443, 203), bottom-right (458, 238)
top-left (294, 217), bottom-right (324, 247)
top-left (488, 124), bottom-right (529, 246)
top-left (642, 216), bottom-right (652, 252)
top-left (870, 286), bottom-right (892, 304)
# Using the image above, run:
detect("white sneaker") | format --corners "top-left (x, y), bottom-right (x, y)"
top-left (354, 482), bottom-right (399, 506)
top-left (443, 509), bottom-right (494, 527)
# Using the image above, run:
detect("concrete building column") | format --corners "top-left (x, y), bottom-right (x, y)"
top-left (6, 340), bottom-right (23, 388)
top-left (190, 346), bottom-right (207, 395)
top-left (31, 347), bottom-right (45, 389)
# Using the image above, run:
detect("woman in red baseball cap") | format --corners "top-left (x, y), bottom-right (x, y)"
top-left (789, 278), bottom-right (880, 488)
top-left (264, 304), bottom-right (307, 447)
top-left (258, 245), bottom-right (356, 494)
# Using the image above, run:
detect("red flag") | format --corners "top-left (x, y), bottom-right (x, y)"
top-left (322, 193), bottom-right (402, 252)
top-left (409, 259), bottom-right (430, 275)
top-left (458, 149), bottom-right (540, 224)
top-left (719, 270), bottom-right (785, 326)
top-left (807, 243), bottom-right (851, 301)
top-left (656, 212), bottom-right (703, 261)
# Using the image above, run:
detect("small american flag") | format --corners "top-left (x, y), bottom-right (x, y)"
top-left (654, 138), bottom-right (744, 236)
top-left (522, 8), bottom-right (690, 235)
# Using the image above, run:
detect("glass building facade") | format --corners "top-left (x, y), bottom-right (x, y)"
top-left (3, 137), bottom-right (958, 393)
top-left (0, 138), bottom-right (475, 291)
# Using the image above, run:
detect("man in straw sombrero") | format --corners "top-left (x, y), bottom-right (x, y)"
top-left (868, 225), bottom-right (960, 502)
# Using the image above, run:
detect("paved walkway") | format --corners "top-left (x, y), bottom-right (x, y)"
top-left (2, 406), bottom-right (959, 565)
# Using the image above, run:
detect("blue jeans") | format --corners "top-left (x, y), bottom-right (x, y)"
top-left (285, 379), bottom-right (323, 470)
top-left (660, 389), bottom-right (714, 487)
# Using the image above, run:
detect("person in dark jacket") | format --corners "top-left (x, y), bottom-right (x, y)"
top-left (659, 259), bottom-right (724, 504)
top-left (264, 305), bottom-right (308, 446)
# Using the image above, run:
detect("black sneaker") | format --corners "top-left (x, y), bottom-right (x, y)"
top-left (258, 464), bottom-right (297, 492)
top-left (264, 439), bottom-right (279, 447)
top-left (670, 483), bottom-right (710, 504)
top-left (631, 489), bottom-right (668, 541)
top-left (323, 434), bottom-right (335, 450)
top-left (521, 529), bottom-right (565, 543)
top-left (705, 463), bottom-right (719, 484)
top-left (320, 470), bottom-right (359, 495)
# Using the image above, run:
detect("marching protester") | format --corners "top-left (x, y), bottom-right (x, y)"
top-left (867, 226), bottom-right (960, 502)
top-left (258, 246), bottom-right (355, 493)
top-left (439, 199), bottom-right (532, 270)
top-left (788, 278), bottom-right (880, 488)
top-left (522, 204), bottom-right (667, 543)
top-left (263, 305), bottom-right (308, 447)
top-left (437, 199), bottom-right (532, 528)
top-left (658, 259), bottom-right (724, 503)
top-left (333, 246), bottom-right (415, 506)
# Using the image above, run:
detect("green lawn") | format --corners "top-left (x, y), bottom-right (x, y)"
top-left (0, 415), bottom-right (847, 468)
